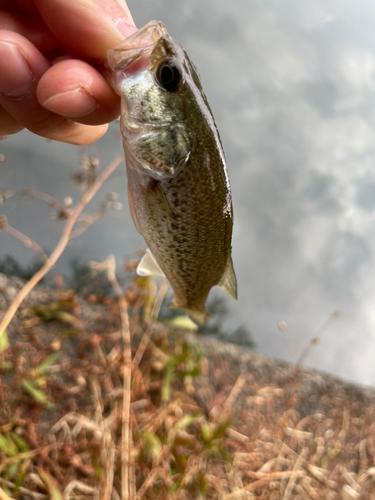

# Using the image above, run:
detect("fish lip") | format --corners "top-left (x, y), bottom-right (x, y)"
top-left (106, 20), bottom-right (168, 72)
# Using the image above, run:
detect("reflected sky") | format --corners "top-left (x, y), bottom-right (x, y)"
top-left (2, 0), bottom-right (375, 385)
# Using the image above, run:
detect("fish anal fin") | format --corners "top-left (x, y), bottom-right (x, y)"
top-left (137, 248), bottom-right (165, 277)
top-left (168, 299), bottom-right (207, 326)
top-left (185, 308), bottom-right (207, 326)
top-left (217, 255), bottom-right (238, 300)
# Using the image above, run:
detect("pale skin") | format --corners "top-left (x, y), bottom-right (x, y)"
top-left (0, 0), bottom-right (137, 145)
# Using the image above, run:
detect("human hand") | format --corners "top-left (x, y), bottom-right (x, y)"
top-left (0, 0), bottom-right (136, 145)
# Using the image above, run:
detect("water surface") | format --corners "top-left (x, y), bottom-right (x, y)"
top-left (2, 0), bottom-right (375, 385)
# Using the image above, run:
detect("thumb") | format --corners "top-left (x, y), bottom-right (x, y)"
top-left (33, 0), bottom-right (137, 60)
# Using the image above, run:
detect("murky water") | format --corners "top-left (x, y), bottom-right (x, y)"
top-left (2, 0), bottom-right (375, 385)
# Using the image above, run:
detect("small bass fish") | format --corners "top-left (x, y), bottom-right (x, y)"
top-left (107, 20), bottom-right (237, 324)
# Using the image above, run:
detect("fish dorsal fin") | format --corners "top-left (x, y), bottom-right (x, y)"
top-left (137, 248), bottom-right (165, 277)
top-left (217, 255), bottom-right (238, 300)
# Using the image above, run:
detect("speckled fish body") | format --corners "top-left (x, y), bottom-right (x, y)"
top-left (107, 21), bottom-right (237, 324)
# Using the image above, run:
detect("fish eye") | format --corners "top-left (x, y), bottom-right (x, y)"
top-left (156, 60), bottom-right (181, 92)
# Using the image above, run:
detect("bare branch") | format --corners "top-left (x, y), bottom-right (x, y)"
top-left (70, 201), bottom-right (108, 239)
top-left (0, 154), bottom-right (123, 339)
top-left (296, 310), bottom-right (340, 367)
top-left (21, 187), bottom-right (65, 211)
top-left (0, 189), bottom-right (15, 203)
top-left (0, 216), bottom-right (48, 261)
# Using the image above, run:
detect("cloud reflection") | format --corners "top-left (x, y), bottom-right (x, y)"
top-left (2, 0), bottom-right (375, 384)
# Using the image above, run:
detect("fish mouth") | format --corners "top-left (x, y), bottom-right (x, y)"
top-left (106, 20), bottom-right (167, 74)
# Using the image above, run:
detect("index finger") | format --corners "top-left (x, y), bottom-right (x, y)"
top-left (33, 0), bottom-right (137, 60)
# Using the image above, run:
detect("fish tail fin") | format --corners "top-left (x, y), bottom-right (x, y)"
top-left (168, 300), bottom-right (207, 326)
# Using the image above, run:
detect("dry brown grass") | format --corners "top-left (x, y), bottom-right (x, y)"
top-left (1, 270), bottom-right (375, 499)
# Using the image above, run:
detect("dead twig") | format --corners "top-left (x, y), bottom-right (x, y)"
top-left (296, 311), bottom-right (340, 367)
top-left (0, 480), bottom-right (47, 500)
top-left (132, 279), bottom-right (168, 370)
top-left (21, 187), bottom-right (65, 211)
top-left (0, 216), bottom-right (48, 261)
top-left (0, 189), bottom-right (15, 203)
top-left (211, 374), bottom-right (246, 420)
top-left (134, 467), bottom-right (164, 500)
top-left (282, 443), bottom-right (338, 489)
top-left (106, 255), bottom-right (134, 500)
top-left (70, 201), bottom-right (108, 239)
top-left (0, 487), bottom-right (14, 500)
top-left (224, 471), bottom-right (306, 499)
top-left (283, 446), bottom-right (308, 499)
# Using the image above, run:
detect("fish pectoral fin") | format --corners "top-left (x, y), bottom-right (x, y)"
top-left (128, 184), bottom-right (142, 235)
top-left (137, 248), bottom-right (165, 277)
top-left (168, 300), bottom-right (207, 326)
top-left (217, 255), bottom-right (238, 300)
top-left (146, 181), bottom-right (175, 220)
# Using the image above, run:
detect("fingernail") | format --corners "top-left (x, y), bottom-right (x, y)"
top-left (42, 88), bottom-right (98, 117)
top-left (115, 0), bottom-right (136, 25)
top-left (0, 42), bottom-right (33, 97)
top-left (113, 17), bottom-right (138, 38)
top-left (102, 1), bottom-right (137, 38)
